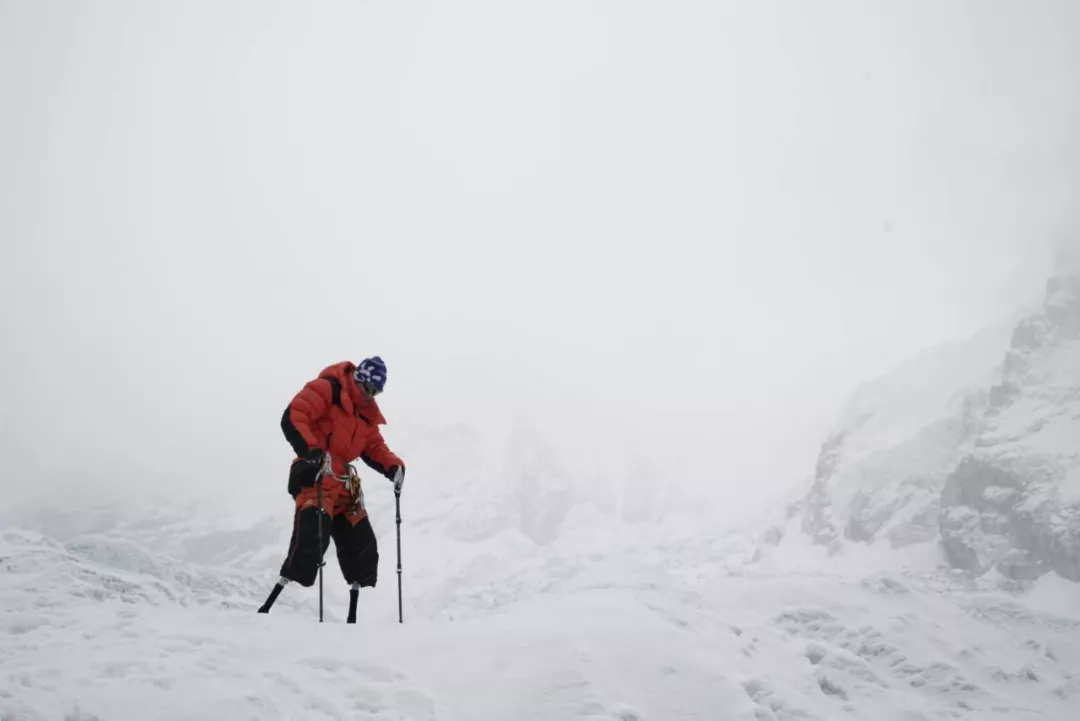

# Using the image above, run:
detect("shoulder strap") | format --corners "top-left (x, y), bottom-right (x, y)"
top-left (322, 376), bottom-right (343, 409)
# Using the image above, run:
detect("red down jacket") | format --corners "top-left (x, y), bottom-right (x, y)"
top-left (281, 361), bottom-right (403, 480)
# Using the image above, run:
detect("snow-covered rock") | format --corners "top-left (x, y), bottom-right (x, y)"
top-left (504, 427), bottom-right (577, 545)
top-left (802, 264), bottom-right (1080, 583)
top-left (800, 319), bottom-right (1014, 551)
top-left (941, 271), bottom-right (1080, 581)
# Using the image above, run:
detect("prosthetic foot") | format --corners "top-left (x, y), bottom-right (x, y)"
top-left (258, 577), bottom-right (290, 614)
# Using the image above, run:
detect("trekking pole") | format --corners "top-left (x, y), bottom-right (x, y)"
top-left (395, 487), bottom-right (403, 623)
top-left (316, 452), bottom-right (331, 624)
top-left (346, 464), bottom-right (361, 625)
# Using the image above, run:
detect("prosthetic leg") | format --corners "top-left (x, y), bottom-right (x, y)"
top-left (258, 577), bottom-right (289, 613)
top-left (259, 454), bottom-right (332, 618)
top-left (347, 582), bottom-right (360, 624)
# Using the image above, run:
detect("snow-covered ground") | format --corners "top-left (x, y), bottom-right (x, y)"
top-left (3, 501), bottom-right (1080, 721)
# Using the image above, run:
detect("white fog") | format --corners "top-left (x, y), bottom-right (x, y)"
top-left (2, 2), bottom-right (1079, 719)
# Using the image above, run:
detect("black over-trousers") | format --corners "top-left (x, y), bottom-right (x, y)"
top-left (279, 503), bottom-right (379, 588)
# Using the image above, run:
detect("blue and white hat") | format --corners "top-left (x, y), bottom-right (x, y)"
top-left (354, 356), bottom-right (387, 395)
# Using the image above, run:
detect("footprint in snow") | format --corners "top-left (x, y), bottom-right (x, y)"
top-left (3, 614), bottom-right (50, 635)
top-left (742, 678), bottom-right (816, 720)
top-left (262, 671), bottom-right (304, 694)
top-left (299, 656), bottom-right (407, 683)
top-left (609, 702), bottom-right (644, 720)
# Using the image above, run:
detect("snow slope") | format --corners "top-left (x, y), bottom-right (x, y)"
top-left (3, 505), bottom-right (1080, 721)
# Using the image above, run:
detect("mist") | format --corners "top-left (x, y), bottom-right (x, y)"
top-left (2, 0), bottom-right (1077, 518)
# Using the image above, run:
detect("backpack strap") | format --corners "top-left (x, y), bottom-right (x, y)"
top-left (322, 376), bottom-right (343, 409)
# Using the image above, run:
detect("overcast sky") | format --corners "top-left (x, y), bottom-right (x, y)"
top-left (2, 1), bottom-right (1077, 513)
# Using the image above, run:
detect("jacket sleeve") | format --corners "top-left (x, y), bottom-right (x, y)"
top-left (281, 378), bottom-right (334, 457)
top-left (360, 428), bottom-right (403, 479)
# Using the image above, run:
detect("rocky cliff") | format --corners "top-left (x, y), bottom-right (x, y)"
top-left (941, 272), bottom-right (1080, 580)
top-left (802, 267), bottom-right (1080, 581)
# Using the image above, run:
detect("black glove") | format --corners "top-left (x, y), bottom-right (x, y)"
top-left (302, 448), bottom-right (327, 467)
top-left (288, 448), bottom-right (327, 497)
top-left (387, 465), bottom-right (405, 493)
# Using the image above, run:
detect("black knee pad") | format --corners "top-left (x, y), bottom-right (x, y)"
top-left (279, 507), bottom-right (330, 587)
